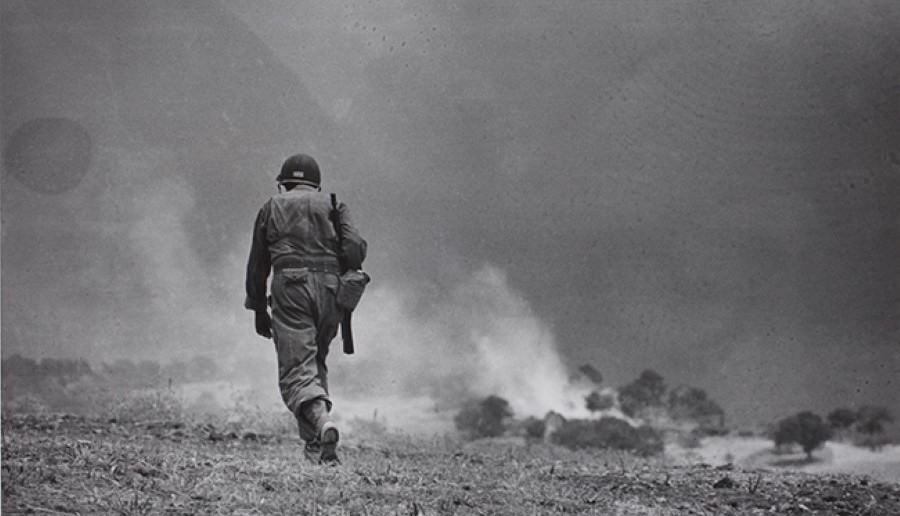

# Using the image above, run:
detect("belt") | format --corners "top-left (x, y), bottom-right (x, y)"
top-left (274, 256), bottom-right (341, 274)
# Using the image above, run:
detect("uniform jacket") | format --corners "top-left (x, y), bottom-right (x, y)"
top-left (244, 184), bottom-right (367, 311)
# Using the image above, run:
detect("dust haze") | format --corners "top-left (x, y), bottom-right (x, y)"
top-left (2, 1), bottom-right (898, 429)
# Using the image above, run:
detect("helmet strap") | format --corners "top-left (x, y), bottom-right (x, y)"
top-left (276, 180), bottom-right (321, 193)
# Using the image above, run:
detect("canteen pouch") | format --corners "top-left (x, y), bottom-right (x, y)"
top-left (336, 270), bottom-right (370, 311)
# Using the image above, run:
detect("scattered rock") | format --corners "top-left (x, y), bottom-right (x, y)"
top-left (713, 476), bottom-right (736, 489)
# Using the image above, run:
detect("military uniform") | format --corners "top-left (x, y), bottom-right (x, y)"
top-left (245, 154), bottom-right (366, 461)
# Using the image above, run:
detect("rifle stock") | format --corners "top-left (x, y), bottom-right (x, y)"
top-left (341, 313), bottom-right (354, 354)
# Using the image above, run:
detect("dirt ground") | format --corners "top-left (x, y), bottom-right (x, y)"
top-left (3, 413), bottom-right (899, 515)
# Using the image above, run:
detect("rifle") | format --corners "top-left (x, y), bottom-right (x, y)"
top-left (331, 193), bottom-right (355, 355)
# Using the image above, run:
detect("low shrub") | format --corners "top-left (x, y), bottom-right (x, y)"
top-left (550, 416), bottom-right (664, 456)
top-left (522, 416), bottom-right (546, 441)
top-left (454, 395), bottom-right (513, 440)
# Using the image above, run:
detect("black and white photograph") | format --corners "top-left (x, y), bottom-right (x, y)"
top-left (2, 1), bottom-right (898, 514)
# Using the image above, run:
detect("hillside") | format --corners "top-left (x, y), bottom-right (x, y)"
top-left (3, 413), bottom-right (898, 515)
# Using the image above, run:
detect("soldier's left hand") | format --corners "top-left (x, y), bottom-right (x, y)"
top-left (255, 310), bottom-right (272, 339)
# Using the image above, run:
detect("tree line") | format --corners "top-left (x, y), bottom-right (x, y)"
top-left (772, 405), bottom-right (895, 459)
top-left (453, 367), bottom-right (896, 459)
top-left (2, 354), bottom-right (222, 386)
top-left (454, 368), bottom-right (727, 456)
top-left (1, 354), bottom-right (224, 415)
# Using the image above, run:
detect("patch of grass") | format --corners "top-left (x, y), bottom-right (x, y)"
top-left (107, 387), bottom-right (186, 423)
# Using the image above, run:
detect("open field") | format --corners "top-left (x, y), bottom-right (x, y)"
top-left (3, 413), bottom-right (899, 515)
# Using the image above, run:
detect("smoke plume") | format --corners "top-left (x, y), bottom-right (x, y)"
top-left (332, 266), bottom-right (593, 423)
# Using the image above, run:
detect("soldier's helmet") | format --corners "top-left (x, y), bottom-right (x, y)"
top-left (277, 153), bottom-right (320, 186)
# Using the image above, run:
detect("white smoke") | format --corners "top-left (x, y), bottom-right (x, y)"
top-left (330, 264), bottom-right (596, 427)
top-left (103, 144), bottom-right (255, 371)
top-left (127, 173), bottom-right (246, 356)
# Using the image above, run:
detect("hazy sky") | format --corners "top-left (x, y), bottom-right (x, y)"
top-left (2, 0), bottom-right (898, 426)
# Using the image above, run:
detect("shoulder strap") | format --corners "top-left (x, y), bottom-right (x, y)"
top-left (330, 192), bottom-right (356, 354)
top-left (330, 193), bottom-right (345, 267)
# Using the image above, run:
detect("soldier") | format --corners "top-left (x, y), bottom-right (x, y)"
top-left (245, 153), bottom-right (367, 464)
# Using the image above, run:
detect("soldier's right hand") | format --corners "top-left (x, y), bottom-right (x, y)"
top-left (255, 310), bottom-right (272, 339)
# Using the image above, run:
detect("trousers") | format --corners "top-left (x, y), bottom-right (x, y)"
top-left (270, 267), bottom-right (342, 442)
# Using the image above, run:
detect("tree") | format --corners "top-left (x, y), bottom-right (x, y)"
top-left (618, 369), bottom-right (666, 418)
top-left (772, 411), bottom-right (832, 460)
top-left (855, 405), bottom-right (894, 449)
top-left (454, 395), bottom-right (513, 439)
top-left (1, 355), bottom-right (38, 377)
top-left (585, 390), bottom-right (615, 412)
top-left (578, 364), bottom-right (603, 386)
top-left (522, 417), bottom-right (546, 441)
top-left (827, 407), bottom-right (857, 431)
top-left (667, 386), bottom-right (725, 423)
top-left (772, 417), bottom-right (797, 449)
top-left (826, 407), bottom-right (857, 440)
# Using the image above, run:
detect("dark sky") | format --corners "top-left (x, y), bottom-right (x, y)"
top-left (2, 0), bottom-right (898, 426)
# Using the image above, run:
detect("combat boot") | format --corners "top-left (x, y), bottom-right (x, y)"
top-left (319, 421), bottom-right (340, 464)
top-left (301, 399), bottom-right (340, 464)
